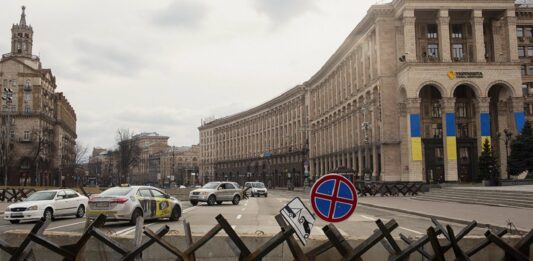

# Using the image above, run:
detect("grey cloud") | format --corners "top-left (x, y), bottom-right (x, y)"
top-left (152, 0), bottom-right (208, 29)
top-left (252, 0), bottom-right (316, 25)
top-left (115, 107), bottom-right (202, 127)
top-left (72, 38), bottom-right (143, 77)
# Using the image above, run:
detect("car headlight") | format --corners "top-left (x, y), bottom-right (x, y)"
top-left (27, 205), bottom-right (38, 211)
top-left (201, 192), bottom-right (209, 196)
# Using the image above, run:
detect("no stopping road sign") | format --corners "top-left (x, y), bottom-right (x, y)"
top-left (310, 174), bottom-right (358, 223)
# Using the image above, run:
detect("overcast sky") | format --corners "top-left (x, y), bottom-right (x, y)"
top-left (0, 0), bottom-right (380, 151)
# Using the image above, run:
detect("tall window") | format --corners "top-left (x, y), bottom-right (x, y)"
top-left (452, 44), bottom-right (464, 60)
top-left (427, 24), bottom-right (438, 39)
top-left (526, 27), bottom-right (533, 38)
top-left (432, 124), bottom-right (443, 138)
top-left (528, 47), bottom-right (533, 57)
top-left (431, 102), bottom-right (442, 118)
top-left (524, 83), bottom-right (533, 97)
top-left (528, 66), bottom-right (533, 76)
top-left (23, 130), bottom-right (30, 141)
top-left (518, 27), bottom-right (524, 38)
top-left (451, 24), bottom-right (463, 38)
top-left (427, 44), bottom-right (439, 58)
top-left (456, 103), bottom-right (468, 118)
top-left (522, 65), bottom-right (527, 76)
top-left (457, 123), bottom-right (469, 138)
top-left (519, 46), bottom-right (526, 58)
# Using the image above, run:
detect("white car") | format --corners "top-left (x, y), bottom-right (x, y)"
top-left (244, 182), bottom-right (268, 197)
top-left (4, 189), bottom-right (88, 224)
top-left (87, 186), bottom-right (182, 225)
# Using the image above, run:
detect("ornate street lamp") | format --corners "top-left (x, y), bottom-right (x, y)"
top-left (497, 128), bottom-right (513, 180)
top-left (2, 87), bottom-right (14, 188)
top-left (360, 104), bottom-right (372, 181)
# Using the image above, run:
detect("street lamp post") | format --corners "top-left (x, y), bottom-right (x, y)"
top-left (2, 87), bottom-right (14, 188)
top-left (360, 104), bottom-right (372, 181)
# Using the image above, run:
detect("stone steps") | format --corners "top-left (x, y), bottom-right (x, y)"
top-left (414, 188), bottom-right (533, 209)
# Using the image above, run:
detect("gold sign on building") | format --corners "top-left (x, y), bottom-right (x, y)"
top-left (448, 70), bottom-right (483, 80)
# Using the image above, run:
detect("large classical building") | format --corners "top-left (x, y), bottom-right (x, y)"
top-left (88, 136), bottom-right (200, 187)
top-left (200, 0), bottom-right (533, 185)
top-left (0, 7), bottom-right (77, 186)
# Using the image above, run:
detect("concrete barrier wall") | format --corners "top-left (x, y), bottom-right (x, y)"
top-left (1, 230), bottom-right (532, 260)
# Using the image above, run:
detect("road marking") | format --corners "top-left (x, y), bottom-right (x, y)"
top-left (47, 221), bottom-right (86, 231)
top-left (399, 226), bottom-right (423, 235)
top-left (359, 214), bottom-right (377, 221)
top-left (182, 207), bottom-right (196, 214)
top-left (236, 214), bottom-right (242, 220)
top-left (115, 226), bottom-right (136, 236)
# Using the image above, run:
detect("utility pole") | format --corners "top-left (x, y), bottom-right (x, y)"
top-left (2, 87), bottom-right (14, 188)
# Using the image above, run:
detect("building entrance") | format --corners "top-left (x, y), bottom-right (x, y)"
top-left (457, 138), bottom-right (478, 182)
top-left (423, 138), bottom-right (445, 183)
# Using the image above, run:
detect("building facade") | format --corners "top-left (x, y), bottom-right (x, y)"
top-left (0, 7), bottom-right (77, 186)
top-left (129, 132), bottom-right (169, 185)
top-left (200, 0), bottom-right (533, 185)
top-left (160, 145), bottom-right (200, 186)
top-left (199, 87), bottom-right (309, 187)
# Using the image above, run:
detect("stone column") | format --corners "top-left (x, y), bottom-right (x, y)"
top-left (504, 10), bottom-right (519, 62)
top-left (438, 10), bottom-right (452, 62)
top-left (511, 97), bottom-right (526, 134)
top-left (403, 9), bottom-right (417, 62)
top-left (399, 102), bottom-right (410, 181)
top-left (471, 10), bottom-right (486, 63)
top-left (442, 98), bottom-right (458, 182)
top-left (406, 98), bottom-right (424, 181)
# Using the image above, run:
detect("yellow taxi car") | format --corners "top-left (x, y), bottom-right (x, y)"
top-left (87, 185), bottom-right (181, 225)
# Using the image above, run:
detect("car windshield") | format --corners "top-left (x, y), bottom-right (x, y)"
top-left (253, 183), bottom-right (265, 188)
top-left (25, 191), bottom-right (57, 201)
top-left (202, 182), bottom-right (220, 189)
top-left (100, 187), bottom-right (132, 196)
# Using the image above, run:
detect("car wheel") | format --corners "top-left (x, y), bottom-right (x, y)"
top-left (129, 208), bottom-right (143, 225)
top-left (43, 208), bottom-right (54, 221)
top-left (216, 201), bottom-right (223, 205)
top-left (265, 194), bottom-right (268, 198)
top-left (232, 195), bottom-right (241, 205)
top-left (251, 193), bottom-right (255, 197)
top-left (169, 206), bottom-right (181, 221)
top-left (207, 195), bottom-right (216, 206)
top-left (76, 205), bottom-right (85, 218)
top-left (9, 220), bottom-right (20, 224)
top-left (190, 201), bottom-right (198, 206)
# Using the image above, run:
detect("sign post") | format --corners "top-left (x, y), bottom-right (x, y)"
top-left (280, 197), bottom-right (315, 245)
top-left (310, 174), bottom-right (358, 223)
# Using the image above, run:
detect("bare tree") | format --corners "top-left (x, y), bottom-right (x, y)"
top-left (0, 127), bottom-right (14, 186)
top-left (75, 143), bottom-right (89, 166)
top-left (116, 129), bottom-right (140, 184)
top-left (29, 128), bottom-right (50, 186)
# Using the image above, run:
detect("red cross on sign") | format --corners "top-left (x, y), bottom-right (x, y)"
top-left (310, 174), bottom-right (358, 223)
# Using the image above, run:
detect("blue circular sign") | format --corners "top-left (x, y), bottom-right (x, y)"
top-left (310, 174), bottom-right (358, 222)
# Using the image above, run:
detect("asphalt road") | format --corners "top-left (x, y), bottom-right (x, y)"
top-left (0, 190), bottom-right (486, 240)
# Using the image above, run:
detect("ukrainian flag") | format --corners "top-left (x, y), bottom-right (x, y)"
top-left (480, 113), bottom-right (491, 146)
top-left (446, 113), bottom-right (457, 160)
top-left (410, 114), bottom-right (422, 161)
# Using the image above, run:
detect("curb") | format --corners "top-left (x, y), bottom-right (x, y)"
top-left (357, 202), bottom-right (528, 234)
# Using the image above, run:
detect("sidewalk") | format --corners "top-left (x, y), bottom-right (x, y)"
top-left (358, 196), bottom-right (533, 232)
top-left (0, 202), bottom-right (9, 214)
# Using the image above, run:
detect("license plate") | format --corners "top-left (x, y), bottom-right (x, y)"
top-left (96, 202), bottom-right (109, 207)
top-left (10, 213), bottom-right (23, 218)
